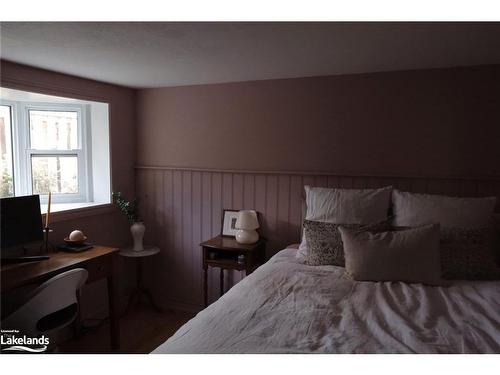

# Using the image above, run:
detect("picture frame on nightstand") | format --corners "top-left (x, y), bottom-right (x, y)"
top-left (221, 209), bottom-right (239, 237)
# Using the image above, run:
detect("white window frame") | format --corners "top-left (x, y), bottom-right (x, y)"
top-left (0, 99), bottom-right (93, 205)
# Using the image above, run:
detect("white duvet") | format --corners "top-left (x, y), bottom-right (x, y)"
top-left (153, 248), bottom-right (500, 354)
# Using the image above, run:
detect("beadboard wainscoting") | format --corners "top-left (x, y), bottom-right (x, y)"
top-left (136, 166), bottom-right (500, 312)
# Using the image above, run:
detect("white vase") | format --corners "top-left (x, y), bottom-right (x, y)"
top-left (131, 222), bottom-right (145, 251)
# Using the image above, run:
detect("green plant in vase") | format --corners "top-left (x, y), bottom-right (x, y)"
top-left (112, 192), bottom-right (145, 251)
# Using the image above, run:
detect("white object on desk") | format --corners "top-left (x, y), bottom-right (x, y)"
top-left (69, 230), bottom-right (85, 241)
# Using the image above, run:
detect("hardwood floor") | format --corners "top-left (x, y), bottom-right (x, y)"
top-left (59, 305), bottom-right (196, 353)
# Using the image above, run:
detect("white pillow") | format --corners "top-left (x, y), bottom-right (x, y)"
top-left (297, 185), bottom-right (392, 255)
top-left (392, 190), bottom-right (497, 229)
top-left (305, 185), bottom-right (392, 223)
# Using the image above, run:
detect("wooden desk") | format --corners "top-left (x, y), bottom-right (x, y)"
top-left (1, 246), bottom-right (120, 350)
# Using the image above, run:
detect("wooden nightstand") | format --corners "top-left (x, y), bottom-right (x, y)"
top-left (200, 235), bottom-right (266, 306)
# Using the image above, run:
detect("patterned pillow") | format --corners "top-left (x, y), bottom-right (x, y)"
top-left (303, 219), bottom-right (390, 266)
top-left (440, 227), bottom-right (500, 280)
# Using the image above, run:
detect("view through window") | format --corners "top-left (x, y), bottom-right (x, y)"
top-left (29, 110), bottom-right (80, 195)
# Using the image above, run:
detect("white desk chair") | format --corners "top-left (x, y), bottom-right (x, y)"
top-left (2, 268), bottom-right (88, 347)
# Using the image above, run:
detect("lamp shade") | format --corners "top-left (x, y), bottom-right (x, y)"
top-left (235, 210), bottom-right (259, 230)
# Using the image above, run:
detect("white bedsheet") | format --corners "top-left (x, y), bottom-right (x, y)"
top-left (153, 248), bottom-right (500, 353)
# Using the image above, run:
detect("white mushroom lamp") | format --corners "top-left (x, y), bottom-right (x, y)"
top-left (235, 210), bottom-right (260, 244)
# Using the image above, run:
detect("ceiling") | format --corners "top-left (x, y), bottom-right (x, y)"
top-left (2, 22), bottom-right (500, 89)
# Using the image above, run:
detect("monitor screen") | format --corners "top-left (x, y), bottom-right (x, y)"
top-left (1, 195), bottom-right (44, 250)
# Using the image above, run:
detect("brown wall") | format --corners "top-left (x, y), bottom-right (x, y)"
top-left (1, 60), bottom-right (137, 317)
top-left (135, 65), bottom-right (500, 311)
top-left (137, 65), bottom-right (500, 178)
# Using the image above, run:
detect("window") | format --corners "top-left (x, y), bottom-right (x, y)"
top-left (26, 106), bottom-right (89, 203)
top-left (0, 88), bottom-right (111, 212)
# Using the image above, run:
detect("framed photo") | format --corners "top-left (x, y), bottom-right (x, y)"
top-left (222, 209), bottom-right (239, 237)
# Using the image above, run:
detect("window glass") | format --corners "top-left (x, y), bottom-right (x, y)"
top-left (31, 155), bottom-right (78, 194)
top-left (29, 110), bottom-right (78, 150)
top-left (0, 105), bottom-right (14, 198)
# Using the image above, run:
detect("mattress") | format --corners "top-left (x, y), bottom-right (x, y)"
top-left (152, 248), bottom-right (500, 353)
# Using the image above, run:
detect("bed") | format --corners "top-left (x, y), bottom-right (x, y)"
top-left (153, 247), bottom-right (500, 354)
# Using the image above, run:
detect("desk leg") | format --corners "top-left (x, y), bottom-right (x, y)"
top-left (107, 274), bottom-right (120, 351)
top-left (219, 268), bottom-right (224, 297)
top-left (203, 265), bottom-right (208, 307)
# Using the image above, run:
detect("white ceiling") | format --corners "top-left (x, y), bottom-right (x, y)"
top-left (2, 22), bottom-right (500, 89)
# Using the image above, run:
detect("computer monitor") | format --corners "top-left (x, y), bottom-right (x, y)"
top-left (1, 195), bottom-right (44, 251)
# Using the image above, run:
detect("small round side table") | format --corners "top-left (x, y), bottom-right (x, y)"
top-left (119, 245), bottom-right (162, 314)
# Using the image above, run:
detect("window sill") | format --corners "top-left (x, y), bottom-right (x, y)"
top-left (40, 202), bottom-right (114, 224)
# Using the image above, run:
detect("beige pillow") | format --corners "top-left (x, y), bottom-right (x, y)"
top-left (391, 190), bottom-right (496, 229)
top-left (339, 224), bottom-right (443, 286)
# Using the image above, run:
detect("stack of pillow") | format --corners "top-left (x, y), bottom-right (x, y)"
top-left (300, 185), bottom-right (499, 285)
